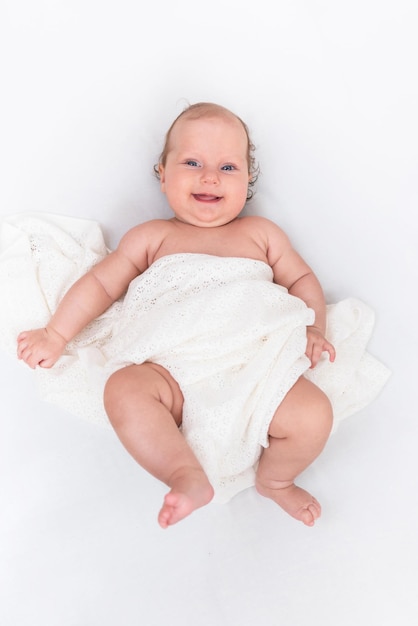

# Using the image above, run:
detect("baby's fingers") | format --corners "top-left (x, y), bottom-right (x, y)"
top-left (17, 339), bottom-right (36, 362)
top-left (17, 330), bottom-right (43, 366)
top-left (38, 357), bottom-right (56, 369)
top-left (17, 335), bottom-right (30, 360)
top-left (18, 346), bottom-right (39, 369)
top-left (327, 342), bottom-right (336, 363)
top-left (306, 337), bottom-right (336, 368)
top-left (309, 343), bottom-right (324, 368)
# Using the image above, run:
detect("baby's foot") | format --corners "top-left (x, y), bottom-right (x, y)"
top-left (158, 468), bottom-right (214, 529)
top-left (256, 481), bottom-right (321, 527)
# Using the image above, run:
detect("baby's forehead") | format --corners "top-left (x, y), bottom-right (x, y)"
top-left (170, 114), bottom-right (248, 145)
top-left (176, 112), bottom-right (241, 129)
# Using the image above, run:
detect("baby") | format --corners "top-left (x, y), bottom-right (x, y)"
top-left (17, 102), bottom-right (335, 528)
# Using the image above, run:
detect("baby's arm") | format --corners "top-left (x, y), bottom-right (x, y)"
top-left (265, 221), bottom-right (336, 368)
top-left (289, 271), bottom-right (336, 368)
top-left (17, 236), bottom-right (144, 369)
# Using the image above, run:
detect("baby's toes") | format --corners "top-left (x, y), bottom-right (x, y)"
top-left (299, 500), bottom-right (321, 526)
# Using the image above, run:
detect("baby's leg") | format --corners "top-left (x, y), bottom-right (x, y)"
top-left (104, 363), bottom-right (214, 528)
top-left (256, 376), bottom-right (333, 527)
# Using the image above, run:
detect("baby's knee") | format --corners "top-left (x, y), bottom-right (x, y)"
top-left (103, 368), bottom-right (129, 421)
top-left (103, 363), bottom-right (184, 427)
top-left (311, 387), bottom-right (333, 438)
top-left (292, 381), bottom-right (333, 443)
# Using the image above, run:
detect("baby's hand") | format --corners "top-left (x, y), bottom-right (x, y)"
top-left (306, 326), bottom-right (336, 369)
top-left (17, 327), bottom-right (67, 369)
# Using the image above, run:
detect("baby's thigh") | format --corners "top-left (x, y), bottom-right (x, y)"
top-left (104, 362), bottom-right (184, 425)
top-left (268, 376), bottom-right (333, 440)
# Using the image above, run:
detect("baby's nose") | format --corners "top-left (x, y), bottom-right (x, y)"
top-left (201, 168), bottom-right (219, 183)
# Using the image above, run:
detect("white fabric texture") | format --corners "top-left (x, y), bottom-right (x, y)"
top-left (0, 213), bottom-right (391, 502)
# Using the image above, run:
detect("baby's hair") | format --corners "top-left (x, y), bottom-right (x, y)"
top-left (154, 102), bottom-right (259, 200)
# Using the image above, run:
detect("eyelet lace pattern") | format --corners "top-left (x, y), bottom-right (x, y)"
top-left (0, 214), bottom-right (391, 501)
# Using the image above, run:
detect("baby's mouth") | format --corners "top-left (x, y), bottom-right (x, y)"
top-left (193, 194), bottom-right (221, 202)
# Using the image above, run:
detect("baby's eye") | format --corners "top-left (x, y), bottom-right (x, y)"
top-left (221, 164), bottom-right (236, 171)
top-left (185, 160), bottom-right (200, 167)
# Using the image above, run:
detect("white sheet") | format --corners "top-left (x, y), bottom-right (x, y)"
top-left (0, 213), bottom-right (391, 502)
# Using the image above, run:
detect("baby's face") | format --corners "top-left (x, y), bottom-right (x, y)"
top-left (159, 115), bottom-right (251, 227)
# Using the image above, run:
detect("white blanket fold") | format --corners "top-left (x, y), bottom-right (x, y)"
top-left (0, 213), bottom-right (391, 501)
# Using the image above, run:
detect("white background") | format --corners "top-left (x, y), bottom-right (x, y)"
top-left (1, 1), bottom-right (417, 625)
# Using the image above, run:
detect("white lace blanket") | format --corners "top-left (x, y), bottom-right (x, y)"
top-left (0, 213), bottom-right (391, 501)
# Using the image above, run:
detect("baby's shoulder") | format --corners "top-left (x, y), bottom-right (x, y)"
top-left (121, 219), bottom-right (172, 244)
top-left (127, 218), bottom-right (172, 235)
top-left (117, 219), bottom-right (173, 267)
top-left (239, 215), bottom-right (287, 237)
top-left (240, 214), bottom-right (276, 226)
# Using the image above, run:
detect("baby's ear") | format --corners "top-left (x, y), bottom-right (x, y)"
top-left (158, 163), bottom-right (165, 183)
top-left (159, 164), bottom-right (167, 193)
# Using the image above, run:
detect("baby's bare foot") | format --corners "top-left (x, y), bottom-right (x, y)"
top-left (158, 468), bottom-right (214, 529)
top-left (256, 481), bottom-right (321, 527)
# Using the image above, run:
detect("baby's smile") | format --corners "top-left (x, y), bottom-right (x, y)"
top-left (192, 193), bottom-right (221, 202)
